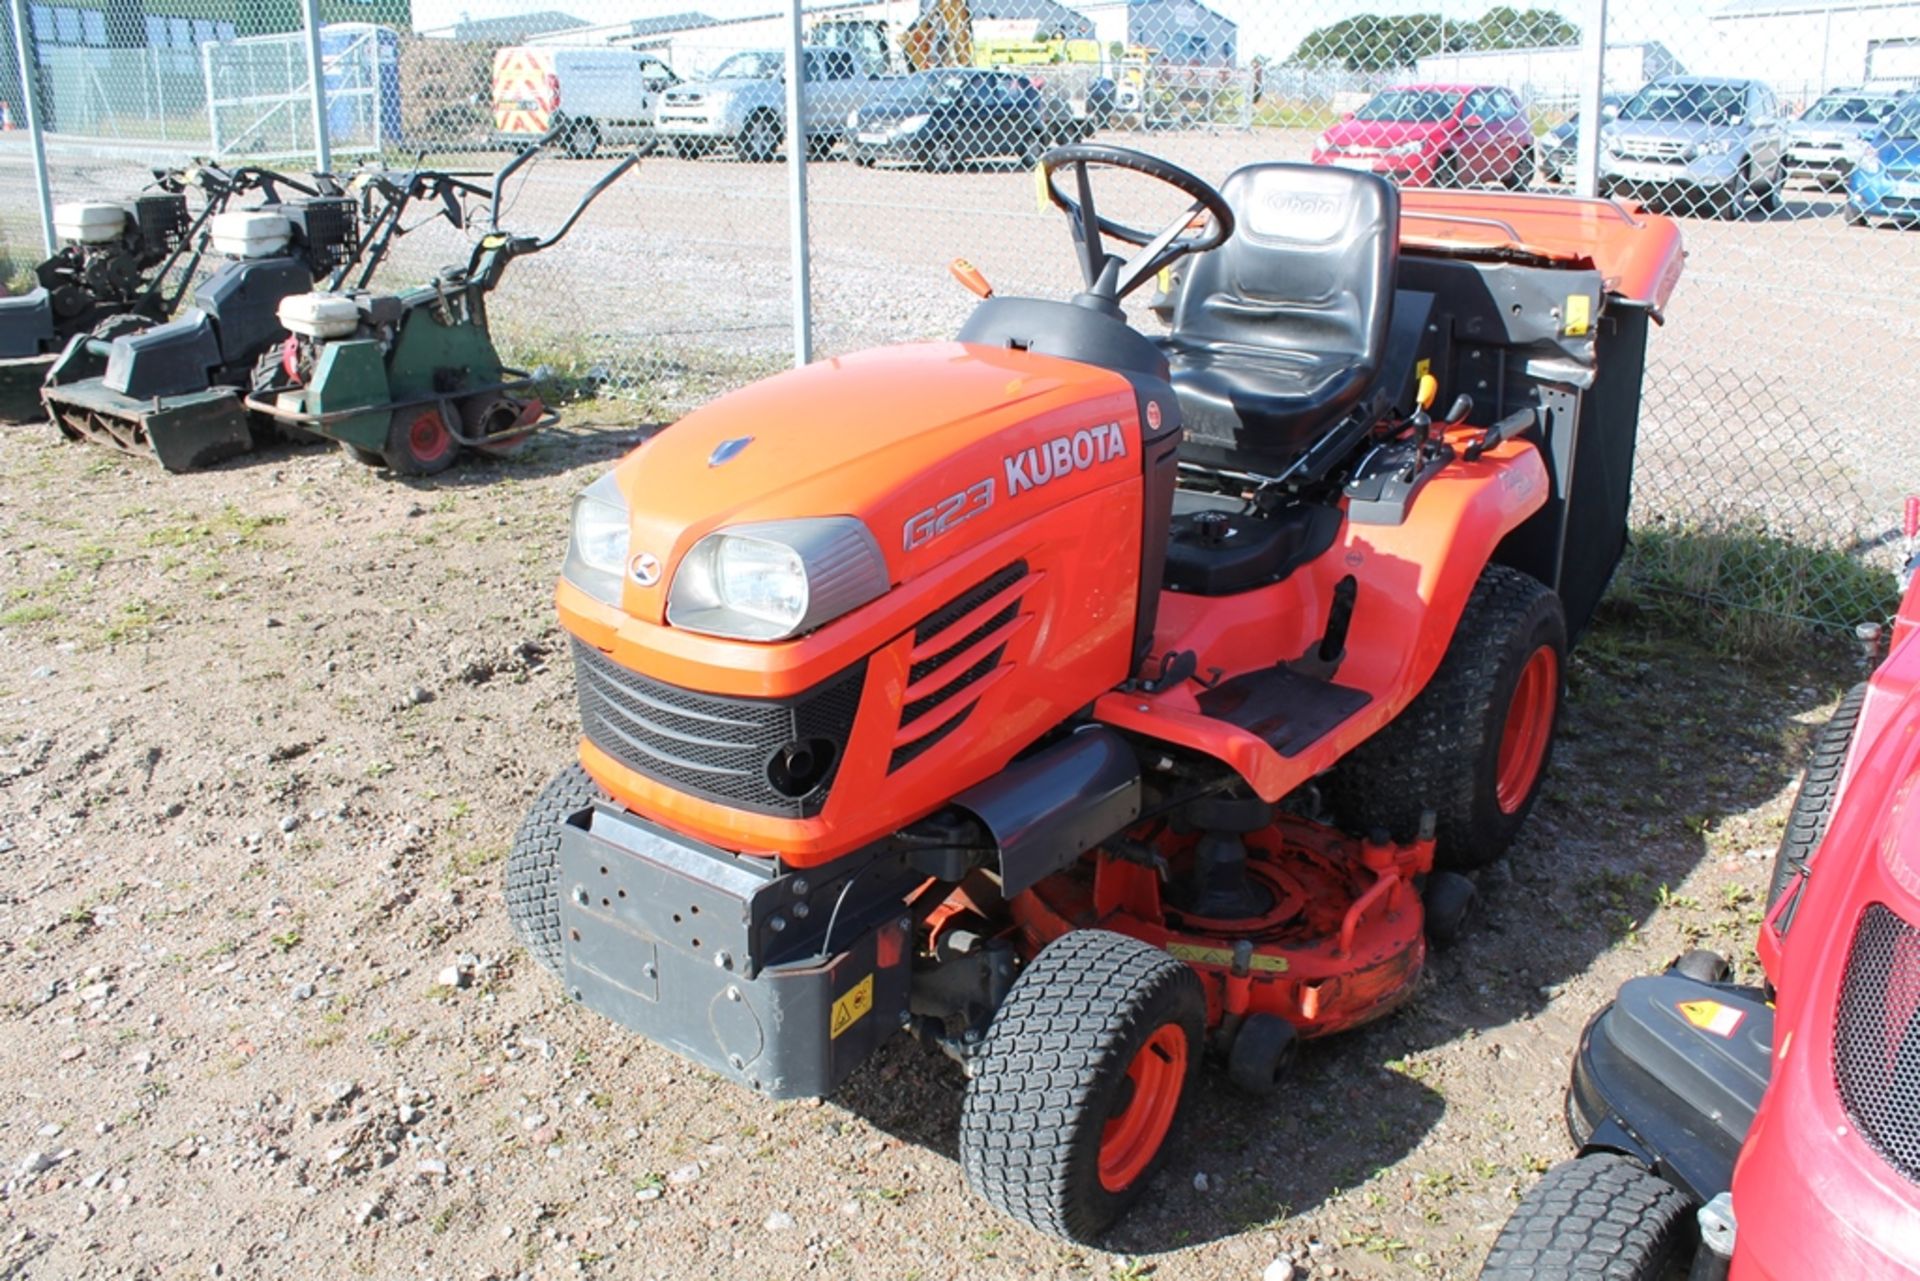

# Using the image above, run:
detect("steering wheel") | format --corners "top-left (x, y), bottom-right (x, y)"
top-left (1040, 143), bottom-right (1234, 304)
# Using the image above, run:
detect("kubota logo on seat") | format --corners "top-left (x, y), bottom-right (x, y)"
top-left (1004, 422), bottom-right (1127, 497)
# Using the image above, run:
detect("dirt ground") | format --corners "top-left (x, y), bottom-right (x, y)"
top-left (0, 408), bottom-right (1863, 1281)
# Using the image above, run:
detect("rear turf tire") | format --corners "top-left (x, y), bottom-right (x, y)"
top-left (1479, 1153), bottom-right (1696, 1280)
top-left (1766, 682), bottom-right (1867, 910)
top-left (506, 764), bottom-right (601, 978)
top-left (1327, 564), bottom-right (1567, 870)
top-left (958, 930), bottom-right (1204, 1242)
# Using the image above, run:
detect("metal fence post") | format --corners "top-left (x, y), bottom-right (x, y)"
top-left (299, 0), bottom-right (330, 172)
top-left (1573, 0), bottom-right (1608, 199)
top-left (10, 0), bottom-right (56, 256)
top-left (783, 0), bottom-right (812, 368)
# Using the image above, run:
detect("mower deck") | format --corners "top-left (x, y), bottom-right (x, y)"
top-left (1012, 816), bottom-right (1433, 1037)
top-left (1566, 972), bottom-right (1774, 1206)
top-left (46, 379), bottom-right (251, 472)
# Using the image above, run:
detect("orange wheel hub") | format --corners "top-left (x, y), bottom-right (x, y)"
top-left (1097, 1024), bottom-right (1186, 1192)
top-left (1496, 645), bottom-right (1558, 814)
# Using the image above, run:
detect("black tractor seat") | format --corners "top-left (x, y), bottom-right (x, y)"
top-left (1161, 163), bottom-right (1401, 478)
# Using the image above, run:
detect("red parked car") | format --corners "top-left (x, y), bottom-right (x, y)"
top-left (1312, 83), bottom-right (1536, 188)
top-left (1479, 507), bottom-right (1920, 1280)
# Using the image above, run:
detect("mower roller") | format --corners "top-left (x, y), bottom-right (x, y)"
top-left (243, 140), bottom-right (636, 475)
top-left (0, 163), bottom-right (290, 425)
top-left (506, 144), bottom-right (1685, 1240)
top-left (1480, 519), bottom-right (1920, 1281)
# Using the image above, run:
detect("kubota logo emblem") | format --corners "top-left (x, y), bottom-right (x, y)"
top-left (1004, 421), bottom-right (1127, 497)
top-left (630, 553), bottom-right (662, 586)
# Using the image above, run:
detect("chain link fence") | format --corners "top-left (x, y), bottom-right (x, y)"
top-left (2, 0), bottom-right (1910, 641)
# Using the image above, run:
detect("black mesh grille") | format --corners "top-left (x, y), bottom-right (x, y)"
top-left (571, 639), bottom-right (865, 819)
top-left (1833, 902), bottom-right (1920, 1187)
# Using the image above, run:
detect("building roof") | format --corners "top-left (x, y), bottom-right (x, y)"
top-left (450, 10), bottom-right (587, 42)
top-left (1716, 0), bottom-right (1920, 17)
top-left (622, 11), bottom-right (718, 37)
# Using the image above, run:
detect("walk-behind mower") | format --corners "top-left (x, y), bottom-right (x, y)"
top-left (39, 174), bottom-right (365, 471)
top-left (1479, 528), bottom-right (1920, 1281)
top-left (242, 143), bottom-right (636, 475)
top-left (505, 145), bottom-right (1684, 1240)
top-left (0, 164), bottom-right (291, 424)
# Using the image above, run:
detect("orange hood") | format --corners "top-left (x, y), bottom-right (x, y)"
top-left (608, 341), bottom-right (1143, 625)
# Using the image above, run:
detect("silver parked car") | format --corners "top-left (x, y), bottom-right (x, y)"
top-left (1786, 86), bottom-right (1909, 188)
top-left (1600, 76), bottom-right (1787, 219)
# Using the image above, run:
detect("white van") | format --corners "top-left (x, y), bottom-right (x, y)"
top-left (492, 45), bottom-right (680, 157)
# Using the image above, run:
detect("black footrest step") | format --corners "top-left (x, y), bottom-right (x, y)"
top-left (1194, 665), bottom-right (1372, 758)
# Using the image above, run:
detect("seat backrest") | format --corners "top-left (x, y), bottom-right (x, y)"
top-left (1170, 163), bottom-right (1398, 373)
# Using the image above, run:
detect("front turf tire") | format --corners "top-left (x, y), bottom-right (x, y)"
top-left (1328, 564), bottom-right (1567, 870)
top-left (506, 764), bottom-right (601, 978)
top-left (958, 930), bottom-right (1204, 1242)
top-left (1479, 1153), bottom-right (1696, 1280)
top-left (1766, 682), bottom-right (1867, 909)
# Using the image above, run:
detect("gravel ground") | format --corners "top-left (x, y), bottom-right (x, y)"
top-left (0, 408), bottom-right (1863, 1280)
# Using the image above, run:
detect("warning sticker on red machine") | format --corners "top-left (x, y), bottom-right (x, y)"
top-left (1676, 999), bottom-right (1745, 1037)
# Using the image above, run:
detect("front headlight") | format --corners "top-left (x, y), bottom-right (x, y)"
top-left (897, 113), bottom-right (931, 135)
top-left (1859, 149), bottom-right (1883, 174)
top-left (562, 472), bottom-right (631, 607)
top-left (1385, 139), bottom-right (1426, 156)
top-left (668, 517), bottom-right (888, 641)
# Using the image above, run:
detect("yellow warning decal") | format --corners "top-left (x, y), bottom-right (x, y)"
top-left (1165, 942), bottom-right (1290, 974)
top-left (830, 973), bottom-right (874, 1039)
top-left (1677, 998), bottom-right (1745, 1037)
top-left (1414, 357), bottom-right (1431, 387)
top-left (1564, 293), bottom-right (1592, 337)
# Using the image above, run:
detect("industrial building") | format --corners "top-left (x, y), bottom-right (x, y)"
top-left (1709, 0), bottom-right (1920, 98)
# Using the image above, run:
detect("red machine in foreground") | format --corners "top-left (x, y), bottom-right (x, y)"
top-left (1481, 525), bottom-right (1920, 1279)
top-left (509, 145), bottom-right (1683, 1240)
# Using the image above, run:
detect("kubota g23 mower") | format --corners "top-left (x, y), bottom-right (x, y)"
top-left (1479, 513), bottom-right (1920, 1281)
top-left (507, 145), bottom-right (1684, 1240)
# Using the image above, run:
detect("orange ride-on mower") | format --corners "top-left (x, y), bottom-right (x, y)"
top-left (507, 145), bottom-right (1684, 1240)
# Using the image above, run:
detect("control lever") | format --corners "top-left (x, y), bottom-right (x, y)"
top-left (1463, 407), bottom-right (1539, 462)
top-left (949, 258), bottom-right (994, 299)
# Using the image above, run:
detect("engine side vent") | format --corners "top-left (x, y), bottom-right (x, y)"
top-left (1833, 901), bottom-right (1920, 1187)
top-left (890, 561), bottom-right (1029, 772)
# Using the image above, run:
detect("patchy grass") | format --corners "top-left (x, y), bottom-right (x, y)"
top-left (1620, 522), bottom-right (1900, 656)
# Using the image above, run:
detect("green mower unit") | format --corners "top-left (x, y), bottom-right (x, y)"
top-left (244, 141), bottom-right (636, 474)
top-left (40, 176), bottom-right (366, 471)
top-left (0, 164), bottom-right (294, 425)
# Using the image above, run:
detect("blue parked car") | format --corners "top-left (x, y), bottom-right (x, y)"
top-left (1846, 95), bottom-right (1920, 226)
